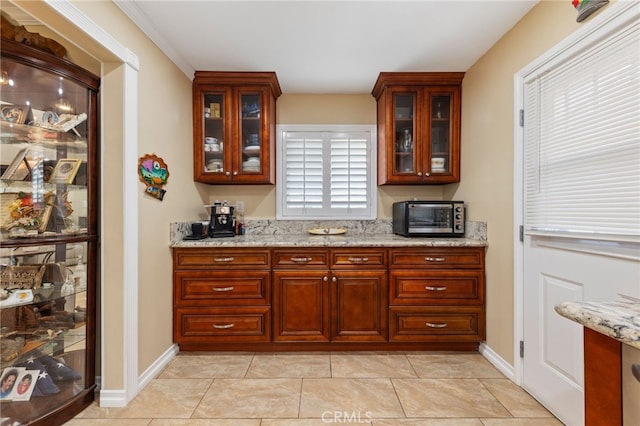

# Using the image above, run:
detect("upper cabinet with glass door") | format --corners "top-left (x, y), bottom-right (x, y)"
top-left (193, 72), bottom-right (281, 184)
top-left (372, 72), bottom-right (463, 185)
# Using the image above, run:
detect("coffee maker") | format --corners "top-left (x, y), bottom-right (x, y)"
top-left (208, 201), bottom-right (235, 238)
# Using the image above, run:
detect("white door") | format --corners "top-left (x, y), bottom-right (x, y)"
top-left (517, 4), bottom-right (639, 425)
top-left (522, 235), bottom-right (640, 425)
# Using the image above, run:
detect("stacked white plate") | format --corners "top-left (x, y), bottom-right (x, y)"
top-left (243, 157), bottom-right (260, 171)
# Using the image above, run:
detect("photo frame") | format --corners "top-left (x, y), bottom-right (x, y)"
top-left (0, 105), bottom-right (31, 125)
top-left (1, 149), bottom-right (41, 181)
top-left (10, 369), bottom-right (39, 401)
top-left (49, 159), bottom-right (82, 184)
top-left (0, 367), bottom-right (25, 401)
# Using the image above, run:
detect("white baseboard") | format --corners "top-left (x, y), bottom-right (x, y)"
top-left (98, 344), bottom-right (179, 407)
top-left (138, 343), bottom-right (180, 391)
top-left (98, 389), bottom-right (128, 408)
top-left (479, 342), bottom-right (516, 382)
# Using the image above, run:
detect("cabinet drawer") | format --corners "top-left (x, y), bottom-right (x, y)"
top-left (390, 248), bottom-right (484, 269)
top-left (331, 249), bottom-right (387, 268)
top-left (175, 307), bottom-right (271, 342)
top-left (390, 271), bottom-right (484, 305)
top-left (173, 248), bottom-right (270, 269)
top-left (272, 249), bottom-right (329, 268)
top-left (389, 306), bottom-right (484, 341)
top-left (174, 270), bottom-right (270, 306)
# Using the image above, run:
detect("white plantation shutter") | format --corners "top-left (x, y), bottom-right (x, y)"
top-left (524, 17), bottom-right (640, 241)
top-left (277, 126), bottom-right (376, 219)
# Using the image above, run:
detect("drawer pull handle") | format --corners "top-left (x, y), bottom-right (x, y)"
top-left (426, 322), bottom-right (448, 328)
top-left (425, 286), bottom-right (447, 291)
top-left (214, 257), bottom-right (235, 262)
top-left (212, 323), bottom-right (235, 329)
top-left (348, 257), bottom-right (369, 263)
top-left (212, 286), bottom-right (234, 292)
top-left (291, 257), bottom-right (313, 263)
top-left (425, 257), bottom-right (446, 262)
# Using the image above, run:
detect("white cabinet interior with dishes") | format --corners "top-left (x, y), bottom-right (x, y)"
top-left (0, 38), bottom-right (98, 425)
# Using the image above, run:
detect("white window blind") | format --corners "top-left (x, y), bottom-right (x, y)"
top-left (276, 126), bottom-right (376, 219)
top-left (524, 18), bottom-right (640, 241)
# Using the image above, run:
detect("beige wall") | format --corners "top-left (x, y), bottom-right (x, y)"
top-left (13, 0), bottom-right (599, 394)
top-left (453, 0), bottom-right (581, 363)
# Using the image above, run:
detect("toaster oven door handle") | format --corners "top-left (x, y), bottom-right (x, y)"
top-left (424, 257), bottom-right (446, 262)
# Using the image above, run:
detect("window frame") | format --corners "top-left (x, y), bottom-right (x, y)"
top-left (276, 124), bottom-right (377, 220)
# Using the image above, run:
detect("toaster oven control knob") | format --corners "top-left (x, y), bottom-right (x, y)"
top-left (455, 214), bottom-right (462, 220)
top-left (455, 224), bottom-right (463, 231)
top-left (455, 206), bottom-right (463, 212)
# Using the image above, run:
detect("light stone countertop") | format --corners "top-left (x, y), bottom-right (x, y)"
top-left (555, 300), bottom-right (640, 349)
top-left (171, 233), bottom-right (487, 248)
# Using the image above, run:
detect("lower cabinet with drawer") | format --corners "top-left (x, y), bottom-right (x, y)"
top-left (389, 247), bottom-right (485, 347)
top-left (173, 245), bottom-right (485, 351)
top-left (173, 248), bottom-right (271, 349)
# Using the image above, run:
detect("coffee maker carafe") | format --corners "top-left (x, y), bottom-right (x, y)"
top-left (208, 201), bottom-right (235, 238)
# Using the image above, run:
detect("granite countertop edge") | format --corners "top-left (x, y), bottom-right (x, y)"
top-left (170, 234), bottom-right (487, 248)
top-left (554, 300), bottom-right (640, 349)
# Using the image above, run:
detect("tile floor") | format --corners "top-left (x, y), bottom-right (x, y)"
top-left (69, 352), bottom-right (563, 425)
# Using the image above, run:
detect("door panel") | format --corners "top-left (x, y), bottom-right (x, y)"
top-left (523, 235), bottom-right (640, 425)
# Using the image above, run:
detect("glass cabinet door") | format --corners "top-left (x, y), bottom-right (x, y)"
top-left (429, 93), bottom-right (453, 175)
top-left (238, 90), bottom-right (263, 175)
top-left (203, 91), bottom-right (226, 174)
top-left (392, 93), bottom-right (416, 175)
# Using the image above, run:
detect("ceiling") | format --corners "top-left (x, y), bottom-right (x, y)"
top-left (11, 1), bottom-right (540, 94)
top-left (114, 0), bottom-right (540, 93)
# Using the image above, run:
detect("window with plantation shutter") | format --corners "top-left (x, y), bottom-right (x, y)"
top-left (523, 16), bottom-right (640, 242)
top-left (276, 125), bottom-right (376, 219)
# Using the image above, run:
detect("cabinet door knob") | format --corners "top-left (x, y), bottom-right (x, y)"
top-left (332, 277), bottom-right (337, 282)
top-left (425, 257), bottom-right (446, 262)
top-left (426, 322), bottom-right (448, 328)
top-left (225, 171), bottom-right (231, 176)
top-left (418, 172), bottom-right (423, 176)
top-left (323, 276), bottom-right (329, 282)
top-left (291, 257), bottom-right (313, 263)
top-left (214, 257), bottom-right (235, 262)
top-left (212, 286), bottom-right (234, 292)
top-left (233, 171), bottom-right (238, 176)
top-left (212, 323), bottom-right (235, 329)
top-left (347, 257), bottom-right (368, 263)
top-left (425, 286), bottom-right (447, 291)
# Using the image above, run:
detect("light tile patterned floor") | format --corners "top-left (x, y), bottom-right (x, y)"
top-left (69, 352), bottom-right (562, 425)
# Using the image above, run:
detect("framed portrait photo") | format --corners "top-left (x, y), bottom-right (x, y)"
top-left (10, 369), bottom-right (39, 401)
top-left (0, 105), bottom-right (31, 125)
top-left (49, 159), bottom-right (82, 184)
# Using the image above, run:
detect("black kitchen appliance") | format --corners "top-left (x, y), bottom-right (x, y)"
top-left (393, 200), bottom-right (465, 237)
top-left (208, 201), bottom-right (235, 238)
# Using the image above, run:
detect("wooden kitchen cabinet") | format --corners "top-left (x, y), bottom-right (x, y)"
top-left (172, 246), bottom-right (485, 351)
top-left (192, 71), bottom-right (281, 184)
top-left (330, 249), bottom-right (388, 342)
top-left (172, 248), bottom-right (272, 347)
top-left (389, 247), bottom-right (485, 345)
top-left (372, 72), bottom-right (464, 185)
top-left (273, 248), bottom-right (387, 342)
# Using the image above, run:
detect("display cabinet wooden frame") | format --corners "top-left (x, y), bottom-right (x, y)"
top-left (0, 38), bottom-right (98, 426)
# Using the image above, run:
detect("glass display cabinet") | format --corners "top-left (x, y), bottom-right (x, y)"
top-left (372, 72), bottom-right (463, 185)
top-left (0, 38), bottom-right (98, 425)
top-left (192, 71), bottom-right (281, 184)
